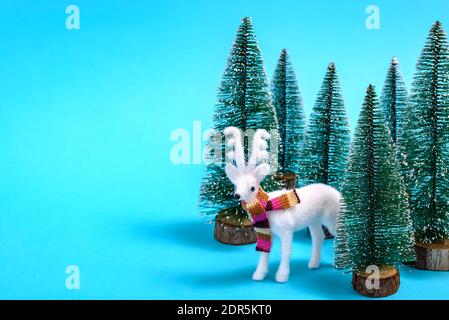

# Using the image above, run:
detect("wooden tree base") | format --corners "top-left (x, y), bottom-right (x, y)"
top-left (414, 240), bottom-right (449, 271)
top-left (214, 211), bottom-right (256, 245)
top-left (273, 172), bottom-right (297, 190)
top-left (352, 266), bottom-right (400, 298)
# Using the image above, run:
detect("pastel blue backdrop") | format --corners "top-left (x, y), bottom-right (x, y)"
top-left (0, 0), bottom-right (448, 299)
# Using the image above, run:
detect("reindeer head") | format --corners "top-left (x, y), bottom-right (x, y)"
top-left (224, 127), bottom-right (271, 203)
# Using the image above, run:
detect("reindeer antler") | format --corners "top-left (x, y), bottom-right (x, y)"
top-left (248, 129), bottom-right (270, 170)
top-left (224, 127), bottom-right (245, 170)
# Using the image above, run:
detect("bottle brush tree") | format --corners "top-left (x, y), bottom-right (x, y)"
top-left (198, 17), bottom-right (281, 244)
top-left (401, 21), bottom-right (449, 248)
top-left (400, 21), bottom-right (449, 269)
top-left (299, 62), bottom-right (350, 238)
top-left (271, 49), bottom-right (306, 188)
top-left (380, 57), bottom-right (408, 150)
top-left (335, 85), bottom-right (415, 297)
top-left (299, 62), bottom-right (351, 191)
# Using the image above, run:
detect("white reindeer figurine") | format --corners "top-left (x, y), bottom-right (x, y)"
top-left (224, 127), bottom-right (341, 283)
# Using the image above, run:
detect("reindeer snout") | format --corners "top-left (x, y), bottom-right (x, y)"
top-left (234, 193), bottom-right (241, 200)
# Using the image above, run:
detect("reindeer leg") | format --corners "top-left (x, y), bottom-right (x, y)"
top-left (275, 231), bottom-right (293, 283)
top-left (308, 224), bottom-right (324, 269)
top-left (252, 252), bottom-right (269, 281)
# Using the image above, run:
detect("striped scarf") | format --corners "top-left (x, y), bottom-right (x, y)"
top-left (242, 187), bottom-right (300, 253)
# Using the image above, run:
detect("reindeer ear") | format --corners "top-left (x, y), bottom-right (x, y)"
top-left (225, 163), bottom-right (239, 184)
top-left (253, 163), bottom-right (270, 182)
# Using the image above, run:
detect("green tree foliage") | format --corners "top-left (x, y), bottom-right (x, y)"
top-left (271, 49), bottom-right (306, 176)
top-left (335, 85), bottom-right (415, 271)
top-left (299, 62), bottom-right (350, 190)
top-left (401, 21), bottom-right (449, 243)
top-left (199, 17), bottom-right (281, 220)
top-left (380, 57), bottom-right (408, 148)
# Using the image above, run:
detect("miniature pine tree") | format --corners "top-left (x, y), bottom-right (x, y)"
top-left (299, 62), bottom-right (351, 190)
top-left (271, 49), bottom-right (306, 179)
top-left (401, 21), bottom-right (449, 243)
top-left (380, 57), bottom-right (408, 148)
top-left (199, 17), bottom-right (280, 221)
top-left (335, 85), bottom-right (415, 271)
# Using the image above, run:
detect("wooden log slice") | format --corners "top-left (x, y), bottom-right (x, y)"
top-left (214, 210), bottom-right (256, 245)
top-left (414, 240), bottom-right (449, 271)
top-left (352, 266), bottom-right (400, 298)
top-left (273, 172), bottom-right (297, 190)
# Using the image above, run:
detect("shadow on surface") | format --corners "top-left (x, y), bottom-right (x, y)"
top-left (399, 264), bottom-right (449, 281)
top-left (130, 219), bottom-right (251, 252)
top-left (182, 266), bottom-right (257, 287)
top-left (180, 257), bottom-right (358, 299)
top-left (287, 259), bottom-right (358, 299)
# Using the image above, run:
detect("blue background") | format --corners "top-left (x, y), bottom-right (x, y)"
top-left (1, 0), bottom-right (448, 299)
